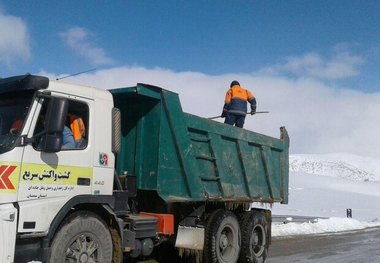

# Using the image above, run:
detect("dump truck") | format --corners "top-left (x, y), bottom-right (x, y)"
top-left (0, 74), bottom-right (289, 263)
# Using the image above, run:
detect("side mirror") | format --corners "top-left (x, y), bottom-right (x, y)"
top-left (45, 97), bottom-right (68, 133)
top-left (39, 134), bottom-right (62, 153)
top-left (39, 97), bottom-right (68, 153)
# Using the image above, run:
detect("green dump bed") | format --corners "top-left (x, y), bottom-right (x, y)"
top-left (111, 84), bottom-right (289, 204)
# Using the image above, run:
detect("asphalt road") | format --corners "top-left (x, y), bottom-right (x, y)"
top-left (138, 227), bottom-right (380, 263)
top-left (266, 226), bottom-right (380, 263)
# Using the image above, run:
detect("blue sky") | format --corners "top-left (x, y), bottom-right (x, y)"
top-left (1, 1), bottom-right (380, 92)
top-left (1, 1), bottom-right (380, 157)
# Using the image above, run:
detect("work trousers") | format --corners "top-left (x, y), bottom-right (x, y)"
top-left (224, 113), bottom-right (246, 128)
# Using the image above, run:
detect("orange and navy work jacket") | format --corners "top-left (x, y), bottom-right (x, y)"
top-left (68, 113), bottom-right (85, 144)
top-left (223, 85), bottom-right (256, 115)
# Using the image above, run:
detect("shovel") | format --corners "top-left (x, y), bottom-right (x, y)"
top-left (208, 111), bottom-right (269, 120)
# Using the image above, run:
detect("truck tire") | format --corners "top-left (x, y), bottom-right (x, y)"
top-left (238, 211), bottom-right (269, 263)
top-left (49, 211), bottom-right (113, 263)
top-left (203, 209), bottom-right (241, 263)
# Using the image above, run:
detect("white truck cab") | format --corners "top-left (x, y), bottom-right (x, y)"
top-left (0, 75), bottom-right (117, 262)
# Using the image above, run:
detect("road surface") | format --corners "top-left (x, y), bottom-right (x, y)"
top-left (267, 226), bottom-right (380, 263)
top-left (137, 227), bottom-right (380, 262)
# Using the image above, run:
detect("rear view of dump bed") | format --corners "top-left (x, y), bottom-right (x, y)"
top-left (111, 84), bottom-right (289, 205)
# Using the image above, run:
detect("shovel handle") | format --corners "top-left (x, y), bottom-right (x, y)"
top-left (208, 111), bottom-right (269, 120)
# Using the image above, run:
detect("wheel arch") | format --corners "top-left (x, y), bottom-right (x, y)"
top-left (46, 195), bottom-right (119, 243)
top-left (48, 210), bottom-right (114, 263)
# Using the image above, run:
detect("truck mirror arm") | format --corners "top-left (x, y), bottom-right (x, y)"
top-left (20, 131), bottom-right (63, 154)
top-left (20, 135), bottom-right (35, 146)
top-left (20, 129), bottom-right (46, 146)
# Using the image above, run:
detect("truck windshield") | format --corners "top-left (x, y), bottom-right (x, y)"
top-left (0, 91), bottom-right (34, 154)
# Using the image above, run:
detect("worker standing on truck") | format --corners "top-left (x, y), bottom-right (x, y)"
top-left (221, 80), bottom-right (257, 128)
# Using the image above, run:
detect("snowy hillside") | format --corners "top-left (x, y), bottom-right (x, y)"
top-left (267, 153), bottom-right (380, 223)
top-left (290, 153), bottom-right (380, 181)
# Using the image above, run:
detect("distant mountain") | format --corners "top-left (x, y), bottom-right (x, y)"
top-left (290, 153), bottom-right (380, 181)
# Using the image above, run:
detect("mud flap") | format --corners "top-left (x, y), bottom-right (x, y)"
top-left (175, 226), bottom-right (205, 251)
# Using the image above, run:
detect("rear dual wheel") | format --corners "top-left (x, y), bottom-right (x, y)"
top-left (238, 211), bottom-right (269, 263)
top-left (203, 209), bottom-right (241, 263)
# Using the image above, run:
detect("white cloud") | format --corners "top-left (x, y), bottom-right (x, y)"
top-left (59, 27), bottom-right (115, 66)
top-left (41, 65), bottom-right (380, 159)
top-left (260, 46), bottom-right (364, 80)
top-left (0, 13), bottom-right (30, 65)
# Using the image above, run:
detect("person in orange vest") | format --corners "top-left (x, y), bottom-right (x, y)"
top-left (221, 80), bottom-right (256, 128)
top-left (67, 113), bottom-right (86, 147)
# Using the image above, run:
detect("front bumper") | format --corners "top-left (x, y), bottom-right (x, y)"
top-left (0, 203), bottom-right (17, 263)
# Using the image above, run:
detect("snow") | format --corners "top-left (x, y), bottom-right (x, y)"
top-left (272, 217), bottom-right (380, 237)
top-left (268, 153), bottom-right (380, 237)
top-left (290, 153), bottom-right (380, 181)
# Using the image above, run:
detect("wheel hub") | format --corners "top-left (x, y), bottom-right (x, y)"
top-left (253, 231), bottom-right (259, 246)
top-left (251, 225), bottom-right (265, 255)
top-left (219, 233), bottom-right (229, 250)
top-left (79, 253), bottom-right (88, 263)
top-left (66, 234), bottom-right (99, 262)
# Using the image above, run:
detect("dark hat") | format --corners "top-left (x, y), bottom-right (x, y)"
top-left (230, 80), bottom-right (240, 87)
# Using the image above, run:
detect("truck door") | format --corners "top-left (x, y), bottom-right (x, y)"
top-left (17, 95), bottom-right (94, 233)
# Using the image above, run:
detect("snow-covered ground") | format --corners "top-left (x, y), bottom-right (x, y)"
top-left (267, 153), bottom-right (380, 237)
top-left (272, 217), bottom-right (380, 237)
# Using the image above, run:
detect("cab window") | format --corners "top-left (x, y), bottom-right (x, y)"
top-left (33, 98), bottom-right (89, 150)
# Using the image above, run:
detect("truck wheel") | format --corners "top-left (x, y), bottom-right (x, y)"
top-left (238, 211), bottom-right (269, 263)
top-left (203, 209), bottom-right (241, 263)
top-left (49, 211), bottom-right (113, 263)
